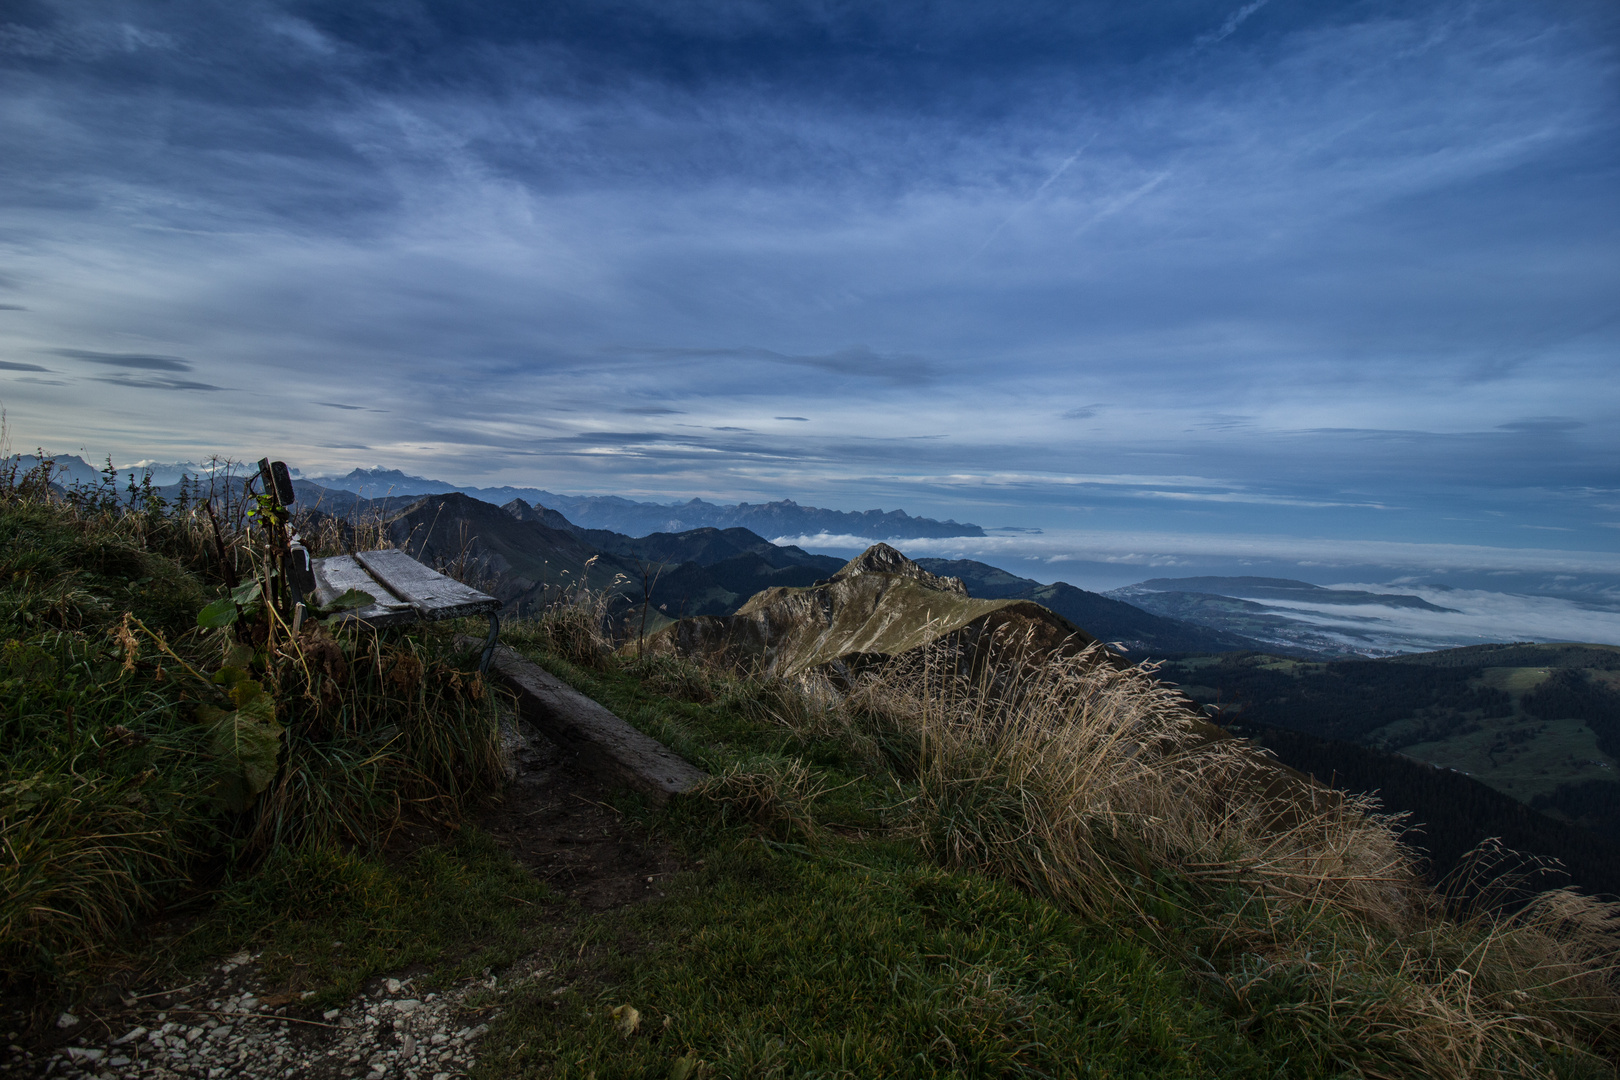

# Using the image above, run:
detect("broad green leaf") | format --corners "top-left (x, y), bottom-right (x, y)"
top-left (213, 665), bottom-right (248, 689)
top-left (197, 596), bottom-right (239, 629)
top-left (317, 588), bottom-right (374, 615)
top-left (195, 673), bottom-right (283, 812)
top-left (230, 580), bottom-right (263, 605)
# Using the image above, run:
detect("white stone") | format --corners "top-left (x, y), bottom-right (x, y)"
top-left (112, 1027), bottom-right (146, 1046)
top-left (56, 1012), bottom-right (80, 1029)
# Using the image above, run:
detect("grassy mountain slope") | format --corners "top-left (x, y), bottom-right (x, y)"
top-left (1232, 723), bottom-right (1620, 896)
top-left (647, 544), bottom-right (1102, 678)
top-left (1161, 646), bottom-right (1620, 804)
top-left (0, 467), bottom-right (501, 993)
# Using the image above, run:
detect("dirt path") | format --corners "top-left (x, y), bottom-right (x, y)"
top-left (482, 716), bottom-right (683, 911)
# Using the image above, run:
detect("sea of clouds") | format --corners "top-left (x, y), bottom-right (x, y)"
top-left (773, 529), bottom-right (1620, 650)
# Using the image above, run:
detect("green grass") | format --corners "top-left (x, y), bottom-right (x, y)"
top-left (479, 843), bottom-right (1272, 1080)
top-left (154, 830), bottom-right (557, 1007)
top-left (1401, 713), bottom-right (1614, 800)
top-left (1369, 666), bottom-right (1617, 800)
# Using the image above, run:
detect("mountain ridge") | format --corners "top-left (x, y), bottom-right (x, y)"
top-left (306, 467), bottom-right (985, 540)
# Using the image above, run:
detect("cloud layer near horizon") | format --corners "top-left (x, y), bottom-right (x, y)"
top-left (1, 0), bottom-right (1616, 560)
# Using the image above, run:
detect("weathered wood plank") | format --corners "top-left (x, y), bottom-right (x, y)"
top-left (355, 549), bottom-right (500, 621)
top-left (310, 555), bottom-right (418, 627)
top-left (482, 645), bottom-right (707, 802)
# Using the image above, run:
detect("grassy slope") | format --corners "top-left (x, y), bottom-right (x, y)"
top-left (75, 637), bottom-right (1274, 1078)
top-left (81, 635), bottom-right (1616, 1079)
top-left (465, 649), bottom-right (1289, 1079)
top-left (0, 485), bottom-right (505, 1005)
top-left (465, 642), bottom-right (1619, 1079)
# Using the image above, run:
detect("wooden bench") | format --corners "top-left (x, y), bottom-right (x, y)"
top-left (310, 549), bottom-right (503, 672)
top-left (257, 458), bottom-right (502, 672)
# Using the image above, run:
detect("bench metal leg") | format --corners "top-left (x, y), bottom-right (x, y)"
top-left (480, 612), bottom-right (500, 675)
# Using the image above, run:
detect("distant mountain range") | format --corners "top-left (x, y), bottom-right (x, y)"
top-left (289, 487), bottom-right (1254, 659)
top-left (305, 467), bottom-right (985, 541)
top-left (7, 456), bottom-right (984, 542)
top-left (7, 453), bottom-right (195, 489)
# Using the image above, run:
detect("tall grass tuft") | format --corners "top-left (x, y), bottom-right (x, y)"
top-left (245, 624), bottom-right (504, 853)
top-left (856, 639), bottom-right (1418, 928)
top-left (501, 573), bottom-right (619, 671)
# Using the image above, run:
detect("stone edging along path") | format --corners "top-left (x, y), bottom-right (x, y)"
top-left (477, 644), bottom-right (709, 802)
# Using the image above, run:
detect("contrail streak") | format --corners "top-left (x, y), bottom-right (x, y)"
top-left (1196, 0), bottom-right (1272, 50)
top-left (970, 133), bottom-right (1096, 262)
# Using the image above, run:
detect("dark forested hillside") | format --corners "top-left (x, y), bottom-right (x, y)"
top-left (1161, 653), bottom-right (1513, 745)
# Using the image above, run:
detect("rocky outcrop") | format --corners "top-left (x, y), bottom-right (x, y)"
top-left (642, 543), bottom-right (1105, 678)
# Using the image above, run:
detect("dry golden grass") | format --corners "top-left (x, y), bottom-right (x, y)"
top-left (691, 758), bottom-right (837, 842)
top-left (709, 631), bottom-right (1620, 1075)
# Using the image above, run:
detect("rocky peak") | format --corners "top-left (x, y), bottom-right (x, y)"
top-left (826, 543), bottom-right (968, 595)
top-left (502, 498), bottom-right (541, 522)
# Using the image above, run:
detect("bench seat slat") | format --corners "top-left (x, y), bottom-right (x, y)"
top-left (310, 555), bottom-right (419, 627)
top-left (354, 549), bottom-right (500, 622)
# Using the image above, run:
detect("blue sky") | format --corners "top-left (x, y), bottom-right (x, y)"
top-left (1, 0), bottom-right (1617, 586)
